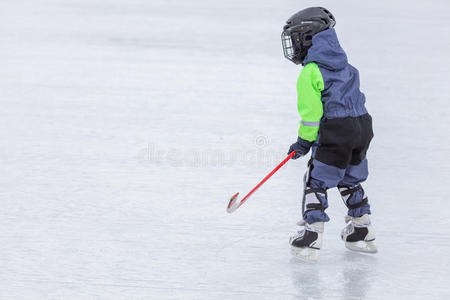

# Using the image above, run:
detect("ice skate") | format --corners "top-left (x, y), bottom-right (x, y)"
top-left (290, 222), bottom-right (323, 262)
top-left (341, 214), bottom-right (377, 253)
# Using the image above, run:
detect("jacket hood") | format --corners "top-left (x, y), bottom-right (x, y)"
top-left (303, 28), bottom-right (348, 71)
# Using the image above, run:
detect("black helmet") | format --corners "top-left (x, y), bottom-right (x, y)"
top-left (281, 7), bottom-right (336, 65)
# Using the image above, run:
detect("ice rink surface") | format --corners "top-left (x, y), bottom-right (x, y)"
top-left (1, 0), bottom-right (450, 298)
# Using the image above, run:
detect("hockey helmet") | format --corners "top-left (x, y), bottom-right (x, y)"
top-left (281, 7), bottom-right (336, 65)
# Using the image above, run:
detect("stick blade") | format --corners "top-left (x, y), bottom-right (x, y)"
top-left (226, 193), bottom-right (240, 213)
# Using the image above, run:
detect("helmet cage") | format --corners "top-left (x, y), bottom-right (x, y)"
top-left (281, 31), bottom-right (297, 63)
top-left (281, 25), bottom-right (312, 65)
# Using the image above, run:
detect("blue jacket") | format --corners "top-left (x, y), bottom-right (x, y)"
top-left (302, 28), bottom-right (368, 119)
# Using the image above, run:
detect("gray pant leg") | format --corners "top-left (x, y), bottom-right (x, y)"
top-left (338, 158), bottom-right (371, 217)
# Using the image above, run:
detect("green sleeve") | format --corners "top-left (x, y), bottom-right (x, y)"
top-left (296, 62), bottom-right (324, 142)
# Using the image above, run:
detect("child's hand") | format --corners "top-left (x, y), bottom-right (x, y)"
top-left (288, 137), bottom-right (313, 159)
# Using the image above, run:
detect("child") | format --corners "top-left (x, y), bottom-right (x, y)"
top-left (281, 7), bottom-right (377, 261)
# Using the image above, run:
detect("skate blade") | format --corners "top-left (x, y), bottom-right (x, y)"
top-left (290, 246), bottom-right (319, 262)
top-left (345, 240), bottom-right (378, 253)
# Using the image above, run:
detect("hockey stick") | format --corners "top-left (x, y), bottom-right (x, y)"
top-left (226, 151), bottom-right (296, 213)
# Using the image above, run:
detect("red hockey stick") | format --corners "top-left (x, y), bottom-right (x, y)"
top-left (226, 151), bottom-right (296, 213)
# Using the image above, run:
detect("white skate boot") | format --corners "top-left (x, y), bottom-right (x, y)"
top-left (290, 221), bottom-right (324, 262)
top-left (341, 214), bottom-right (377, 253)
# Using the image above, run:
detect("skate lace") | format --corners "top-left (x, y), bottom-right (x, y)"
top-left (294, 229), bottom-right (305, 238)
top-left (342, 223), bottom-right (354, 236)
top-left (290, 229), bottom-right (305, 243)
